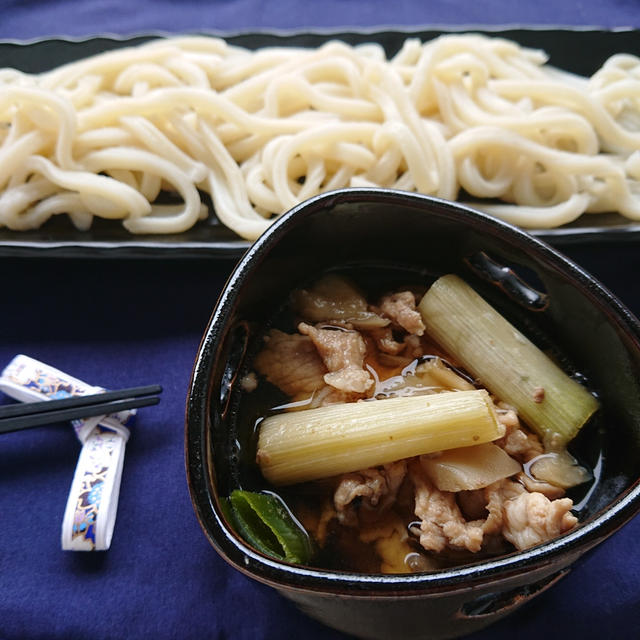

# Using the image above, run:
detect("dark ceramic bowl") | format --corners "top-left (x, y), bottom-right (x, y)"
top-left (185, 188), bottom-right (640, 640)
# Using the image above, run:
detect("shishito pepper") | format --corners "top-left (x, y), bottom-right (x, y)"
top-left (222, 490), bottom-right (315, 564)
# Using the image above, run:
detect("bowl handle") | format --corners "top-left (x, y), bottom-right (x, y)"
top-left (466, 251), bottom-right (549, 311)
top-left (457, 568), bottom-right (570, 619)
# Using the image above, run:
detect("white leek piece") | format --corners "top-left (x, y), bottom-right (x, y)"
top-left (418, 274), bottom-right (599, 445)
top-left (257, 389), bottom-right (503, 486)
top-left (420, 443), bottom-right (522, 492)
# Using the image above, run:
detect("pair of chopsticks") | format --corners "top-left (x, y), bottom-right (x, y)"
top-left (0, 384), bottom-right (162, 435)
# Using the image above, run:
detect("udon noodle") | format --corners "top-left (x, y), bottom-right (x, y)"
top-left (1, 34), bottom-right (639, 238)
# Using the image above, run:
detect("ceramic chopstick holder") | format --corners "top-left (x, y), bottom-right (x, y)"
top-left (0, 354), bottom-right (134, 551)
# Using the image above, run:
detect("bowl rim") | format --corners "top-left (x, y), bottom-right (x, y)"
top-left (186, 187), bottom-right (640, 594)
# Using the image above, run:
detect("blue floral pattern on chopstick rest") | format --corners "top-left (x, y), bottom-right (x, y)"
top-left (0, 354), bottom-right (134, 551)
top-left (64, 426), bottom-right (126, 551)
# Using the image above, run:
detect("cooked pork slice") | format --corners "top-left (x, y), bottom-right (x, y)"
top-left (502, 491), bottom-right (578, 550)
top-left (253, 329), bottom-right (327, 397)
top-left (494, 405), bottom-right (567, 498)
top-left (482, 488), bottom-right (505, 535)
top-left (403, 334), bottom-right (425, 359)
top-left (369, 326), bottom-right (405, 355)
top-left (411, 471), bottom-right (528, 554)
top-left (292, 274), bottom-right (389, 329)
top-left (517, 471), bottom-right (566, 500)
top-left (298, 322), bottom-right (373, 394)
top-left (495, 402), bottom-right (546, 463)
top-left (306, 385), bottom-right (352, 408)
top-left (411, 463), bottom-right (484, 553)
top-left (495, 402), bottom-right (520, 431)
top-left (481, 478), bottom-right (526, 535)
top-left (498, 422), bottom-right (544, 462)
top-left (334, 460), bottom-right (407, 527)
top-left (379, 291), bottom-right (426, 336)
top-left (503, 427), bottom-right (545, 460)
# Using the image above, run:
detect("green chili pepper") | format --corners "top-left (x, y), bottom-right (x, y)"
top-left (223, 490), bottom-right (315, 564)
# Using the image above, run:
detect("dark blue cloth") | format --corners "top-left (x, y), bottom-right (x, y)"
top-left (0, 0), bottom-right (638, 38)
top-left (0, 3), bottom-right (639, 640)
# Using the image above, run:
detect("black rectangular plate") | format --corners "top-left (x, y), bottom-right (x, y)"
top-left (2, 27), bottom-right (639, 258)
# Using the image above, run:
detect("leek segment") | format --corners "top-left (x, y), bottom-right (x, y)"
top-left (420, 443), bottom-right (522, 492)
top-left (257, 390), bottom-right (504, 486)
top-left (418, 274), bottom-right (599, 445)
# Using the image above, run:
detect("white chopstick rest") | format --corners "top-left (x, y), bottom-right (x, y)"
top-left (61, 427), bottom-right (127, 551)
top-left (0, 354), bottom-right (133, 551)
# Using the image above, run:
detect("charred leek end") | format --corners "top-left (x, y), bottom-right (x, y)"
top-left (223, 490), bottom-right (314, 564)
top-left (418, 274), bottom-right (600, 446)
top-left (257, 389), bottom-right (504, 486)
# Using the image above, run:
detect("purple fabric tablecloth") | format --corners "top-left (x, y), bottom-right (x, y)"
top-left (0, 2), bottom-right (639, 639)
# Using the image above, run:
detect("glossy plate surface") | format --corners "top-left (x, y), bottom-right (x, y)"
top-left (2, 27), bottom-right (640, 258)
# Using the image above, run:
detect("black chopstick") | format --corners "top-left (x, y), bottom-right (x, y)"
top-left (0, 384), bottom-right (162, 419)
top-left (0, 385), bottom-right (162, 435)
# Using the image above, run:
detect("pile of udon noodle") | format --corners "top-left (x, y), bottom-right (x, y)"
top-left (1, 34), bottom-right (639, 237)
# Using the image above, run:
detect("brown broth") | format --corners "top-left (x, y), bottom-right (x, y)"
top-left (234, 270), bottom-right (603, 574)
